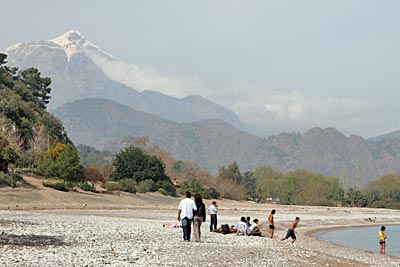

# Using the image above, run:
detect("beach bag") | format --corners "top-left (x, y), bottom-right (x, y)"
top-left (221, 224), bottom-right (230, 234)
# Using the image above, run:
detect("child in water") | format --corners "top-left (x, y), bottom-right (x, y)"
top-left (379, 226), bottom-right (386, 254)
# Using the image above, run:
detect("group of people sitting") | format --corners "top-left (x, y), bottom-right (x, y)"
top-left (236, 216), bottom-right (262, 236)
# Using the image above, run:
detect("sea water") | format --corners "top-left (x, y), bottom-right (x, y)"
top-left (316, 225), bottom-right (400, 258)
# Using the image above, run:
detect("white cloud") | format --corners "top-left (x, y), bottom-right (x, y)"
top-left (211, 82), bottom-right (373, 136)
top-left (85, 50), bottom-right (202, 98)
top-left (84, 50), bottom-right (375, 137)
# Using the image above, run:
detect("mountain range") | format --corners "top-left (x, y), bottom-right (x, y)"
top-left (5, 30), bottom-right (400, 184)
top-left (53, 98), bottom-right (400, 184)
top-left (4, 30), bottom-right (241, 128)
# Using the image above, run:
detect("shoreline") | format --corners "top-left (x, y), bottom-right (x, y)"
top-left (1, 206), bottom-right (400, 266)
top-left (306, 223), bottom-right (400, 260)
top-left (2, 178), bottom-right (400, 266)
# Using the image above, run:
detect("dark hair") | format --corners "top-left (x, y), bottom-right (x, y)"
top-left (240, 216), bottom-right (246, 222)
top-left (246, 216), bottom-right (250, 221)
top-left (185, 191), bottom-right (191, 198)
top-left (295, 217), bottom-right (300, 221)
top-left (271, 209), bottom-right (276, 214)
top-left (212, 201), bottom-right (217, 204)
top-left (381, 226), bottom-right (386, 231)
top-left (253, 219), bottom-right (259, 223)
top-left (194, 193), bottom-right (203, 204)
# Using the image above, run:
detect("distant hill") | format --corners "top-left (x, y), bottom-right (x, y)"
top-left (53, 98), bottom-right (400, 184)
top-left (5, 30), bottom-right (241, 128)
top-left (369, 130), bottom-right (400, 142)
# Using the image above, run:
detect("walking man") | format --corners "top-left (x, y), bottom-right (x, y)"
top-left (207, 201), bottom-right (218, 232)
top-left (280, 217), bottom-right (300, 243)
top-left (177, 191), bottom-right (197, 241)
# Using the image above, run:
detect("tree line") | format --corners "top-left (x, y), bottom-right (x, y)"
top-left (1, 52), bottom-right (399, 209)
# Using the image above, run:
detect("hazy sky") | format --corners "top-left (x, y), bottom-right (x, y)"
top-left (2, 0), bottom-right (400, 138)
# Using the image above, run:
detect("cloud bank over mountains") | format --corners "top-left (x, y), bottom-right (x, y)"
top-left (7, 30), bottom-right (376, 138)
top-left (85, 39), bottom-right (373, 137)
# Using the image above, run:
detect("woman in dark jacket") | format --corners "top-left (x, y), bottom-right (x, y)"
top-left (193, 193), bottom-right (206, 242)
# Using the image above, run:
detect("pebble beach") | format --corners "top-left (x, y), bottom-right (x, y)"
top-left (1, 204), bottom-right (400, 267)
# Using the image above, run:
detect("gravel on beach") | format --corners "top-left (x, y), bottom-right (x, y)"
top-left (1, 207), bottom-right (400, 267)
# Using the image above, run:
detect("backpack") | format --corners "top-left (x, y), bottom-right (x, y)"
top-left (221, 224), bottom-right (230, 234)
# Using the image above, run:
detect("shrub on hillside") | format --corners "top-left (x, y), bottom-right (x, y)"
top-left (202, 187), bottom-right (220, 199)
top-left (43, 182), bottom-right (69, 192)
top-left (137, 179), bottom-right (156, 193)
top-left (156, 180), bottom-right (177, 197)
top-left (178, 178), bottom-right (218, 199)
top-left (0, 172), bottom-right (23, 187)
top-left (79, 182), bottom-right (98, 193)
top-left (105, 182), bottom-right (121, 191)
top-left (118, 178), bottom-right (137, 194)
top-left (157, 188), bottom-right (168, 195)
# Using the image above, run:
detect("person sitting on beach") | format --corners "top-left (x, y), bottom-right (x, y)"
top-left (246, 216), bottom-right (251, 228)
top-left (379, 226), bottom-right (386, 254)
top-left (163, 223), bottom-right (181, 228)
top-left (280, 217), bottom-right (300, 243)
top-left (248, 219), bottom-right (262, 236)
top-left (236, 217), bottom-right (249, 236)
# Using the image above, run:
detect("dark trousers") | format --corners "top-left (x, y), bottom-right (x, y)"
top-left (182, 217), bottom-right (192, 241)
top-left (210, 214), bottom-right (217, 232)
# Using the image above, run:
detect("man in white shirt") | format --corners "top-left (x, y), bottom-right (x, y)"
top-left (207, 201), bottom-right (218, 232)
top-left (178, 191), bottom-right (197, 241)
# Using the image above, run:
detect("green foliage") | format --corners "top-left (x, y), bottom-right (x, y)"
top-left (242, 171), bottom-right (257, 198)
top-left (157, 187), bottom-right (168, 195)
top-left (364, 174), bottom-right (400, 208)
top-left (254, 168), bottom-right (345, 206)
top-left (111, 145), bottom-right (168, 182)
top-left (118, 178), bottom-right (137, 194)
top-left (0, 171), bottom-right (23, 187)
top-left (0, 53), bottom-right (70, 173)
top-left (79, 182), bottom-right (97, 192)
top-left (178, 178), bottom-right (215, 199)
top-left (156, 180), bottom-right (177, 196)
top-left (218, 161), bottom-right (242, 184)
top-left (18, 68), bottom-right (51, 109)
top-left (202, 187), bottom-right (220, 199)
top-left (43, 182), bottom-right (69, 192)
top-left (105, 182), bottom-right (121, 191)
top-left (0, 136), bottom-right (19, 173)
top-left (137, 179), bottom-right (156, 193)
top-left (110, 145), bottom-right (176, 195)
top-left (77, 144), bottom-right (112, 168)
top-left (36, 144), bottom-right (84, 183)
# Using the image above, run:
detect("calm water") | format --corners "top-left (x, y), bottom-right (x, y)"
top-left (316, 225), bottom-right (400, 258)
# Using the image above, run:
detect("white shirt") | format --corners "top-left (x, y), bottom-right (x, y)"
top-left (178, 197), bottom-right (197, 220)
top-left (207, 205), bottom-right (218, 215)
top-left (237, 221), bottom-right (249, 235)
top-left (248, 223), bottom-right (259, 233)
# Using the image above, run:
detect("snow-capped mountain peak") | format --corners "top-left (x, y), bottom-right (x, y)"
top-left (50, 30), bottom-right (91, 61)
top-left (51, 29), bottom-right (86, 46)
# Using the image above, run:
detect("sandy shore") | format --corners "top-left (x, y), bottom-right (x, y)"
top-left (1, 177), bottom-right (400, 266)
